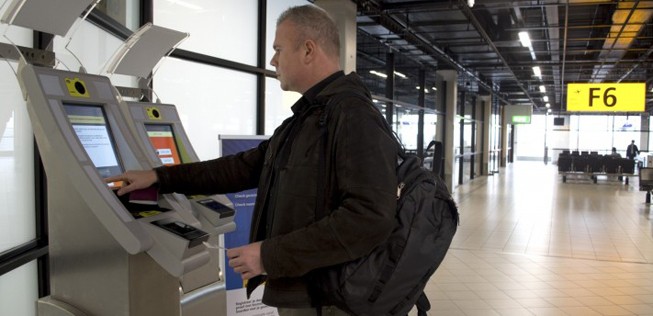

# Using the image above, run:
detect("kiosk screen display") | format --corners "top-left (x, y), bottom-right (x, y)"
top-left (64, 104), bottom-right (123, 185)
top-left (145, 124), bottom-right (182, 165)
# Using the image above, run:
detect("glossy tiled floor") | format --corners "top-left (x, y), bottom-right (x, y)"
top-left (418, 161), bottom-right (653, 315)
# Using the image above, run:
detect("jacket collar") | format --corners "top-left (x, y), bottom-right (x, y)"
top-left (291, 71), bottom-right (345, 115)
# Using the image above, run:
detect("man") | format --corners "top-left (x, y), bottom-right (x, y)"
top-left (107, 5), bottom-right (397, 315)
top-left (626, 140), bottom-right (639, 160)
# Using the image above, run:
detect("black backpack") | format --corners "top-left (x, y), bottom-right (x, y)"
top-left (310, 91), bottom-right (459, 316)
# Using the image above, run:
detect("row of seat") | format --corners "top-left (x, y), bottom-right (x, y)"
top-left (558, 154), bottom-right (635, 174)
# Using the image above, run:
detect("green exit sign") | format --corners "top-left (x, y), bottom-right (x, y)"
top-left (511, 115), bottom-right (531, 124)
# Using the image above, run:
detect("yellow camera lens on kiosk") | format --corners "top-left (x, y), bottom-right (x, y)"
top-left (146, 106), bottom-right (163, 120)
top-left (65, 77), bottom-right (90, 98)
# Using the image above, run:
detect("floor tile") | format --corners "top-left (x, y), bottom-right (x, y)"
top-left (423, 162), bottom-right (653, 316)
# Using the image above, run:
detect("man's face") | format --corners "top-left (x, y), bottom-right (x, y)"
top-left (270, 21), bottom-right (305, 92)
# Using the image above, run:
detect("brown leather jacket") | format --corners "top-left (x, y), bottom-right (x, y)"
top-left (155, 72), bottom-right (398, 308)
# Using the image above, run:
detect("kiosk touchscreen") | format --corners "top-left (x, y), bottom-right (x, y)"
top-left (17, 62), bottom-right (212, 315)
top-left (63, 104), bottom-right (126, 187)
top-left (145, 124), bottom-right (182, 165)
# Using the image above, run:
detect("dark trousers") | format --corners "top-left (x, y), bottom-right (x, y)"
top-left (277, 306), bottom-right (350, 316)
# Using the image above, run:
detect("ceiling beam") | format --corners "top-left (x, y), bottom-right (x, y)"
top-left (351, 0), bottom-right (512, 105)
top-left (455, 0), bottom-right (538, 108)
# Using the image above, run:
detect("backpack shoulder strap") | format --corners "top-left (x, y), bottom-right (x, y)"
top-left (416, 292), bottom-right (431, 316)
top-left (314, 90), bottom-right (379, 221)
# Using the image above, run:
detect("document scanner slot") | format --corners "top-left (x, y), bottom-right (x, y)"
top-left (195, 198), bottom-right (235, 218)
top-left (113, 189), bottom-right (171, 219)
top-left (152, 220), bottom-right (209, 248)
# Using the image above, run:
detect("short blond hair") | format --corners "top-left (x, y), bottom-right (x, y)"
top-left (277, 5), bottom-right (340, 58)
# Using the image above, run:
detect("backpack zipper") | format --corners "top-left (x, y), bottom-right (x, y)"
top-left (397, 182), bottom-right (405, 199)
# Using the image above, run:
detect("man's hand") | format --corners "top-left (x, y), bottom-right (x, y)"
top-left (227, 241), bottom-right (265, 280)
top-left (105, 170), bottom-right (158, 196)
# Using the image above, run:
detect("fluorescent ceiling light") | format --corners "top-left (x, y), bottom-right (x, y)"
top-left (547, 108), bottom-right (552, 113)
top-left (543, 96), bottom-right (549, 102)
top-left (370, 70), bottom-right (406, 79)
top-left (518, 31), bottom-right (531, 47)
top-left (539, 85), bottom-right (546, 92)
top-left (468, 0), bottom-right (474, 7)
top-left (532, 66), bottom-right (542, 79)
top-left (546, 103), bottom-right (551, 108)
top-left (432, 87), bottom-right (437, 91)
top-left (370, 70), bottom-right (387, 78)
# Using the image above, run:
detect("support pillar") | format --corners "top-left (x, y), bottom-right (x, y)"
top-left (480, 95), bottom-right (491, 175)
top-left (640, 115), bottom-right (649, 153)
top-left (501, 107), bottom-right (510, 167)
top-left (314, 0), bottom-right (357, 74)
top-left (437, 69), bottom-right (457, 191)
top-left (417, 69), bottom-right (426, 158)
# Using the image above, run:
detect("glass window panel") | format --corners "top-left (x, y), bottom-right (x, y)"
top-left (0, 26), bottom-right (35, 253)
top-left (577, 116), bottom-right (611, 153)
top-left (154, 58), bottom-right (257, 160)
top-left (266, 0), bottom-right (311, 71)
top-left (547, 115), bottom-right (566, 161)
top-left (514, 115), bottom-right (546, 159)
top-left (395, 107), bottom-right (419, 150)
top-left (394, 55), bottom-right (421, 106)
top-left (453, 116), bottom-right (462, 158)
top-left (0, 260), bottom-right (37, 316)
top-left (650, 119), bottom-right (653, 153)
top-left (94, 0), bottom-right (140, 31)
top-left (424, 112), bottom-right (438, 149)
top-left (546, 114), bottom-right (650, 162)
top-left (154, 0), bottom-right (258, 66)
top-left (265, 77), bottom-right (299, 135)
top-left (463, 119), bottom-right (473, 155)
top-left (613, 115), bottom-right (641, 157)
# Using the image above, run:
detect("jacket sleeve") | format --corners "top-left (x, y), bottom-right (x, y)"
top-left (260, 97), bottom-right (398, 278)
top-left (154, 140), bottom-right (268, 195)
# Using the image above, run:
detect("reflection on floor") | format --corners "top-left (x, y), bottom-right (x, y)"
top-left (418, 161), bottom-right (653, 315)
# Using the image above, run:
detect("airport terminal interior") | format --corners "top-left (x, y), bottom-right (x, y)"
top-left (1, 0), bottom-right (653, 315)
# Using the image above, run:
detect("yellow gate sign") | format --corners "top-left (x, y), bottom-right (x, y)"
top-left (566, 83), bottom-right (645, 112)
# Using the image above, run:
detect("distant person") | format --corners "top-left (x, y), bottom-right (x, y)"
top-left (610, 147), bottom-right (621, 158)
top-left (626, 140), bottom-right (639, 160)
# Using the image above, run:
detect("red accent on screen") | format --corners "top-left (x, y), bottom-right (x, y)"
top-left (148, 135), bottom-right (181, 165)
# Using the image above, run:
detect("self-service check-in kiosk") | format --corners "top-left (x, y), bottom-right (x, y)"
top-left (119, 101), bottom-right (237, 315)
top-left (103, 21), bottom-right (236, 315)
top-left (18, 63), bottom-right (212, 315)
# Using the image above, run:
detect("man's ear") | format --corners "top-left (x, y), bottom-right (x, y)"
top-left (303, 39), bottom-right (317, 64)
